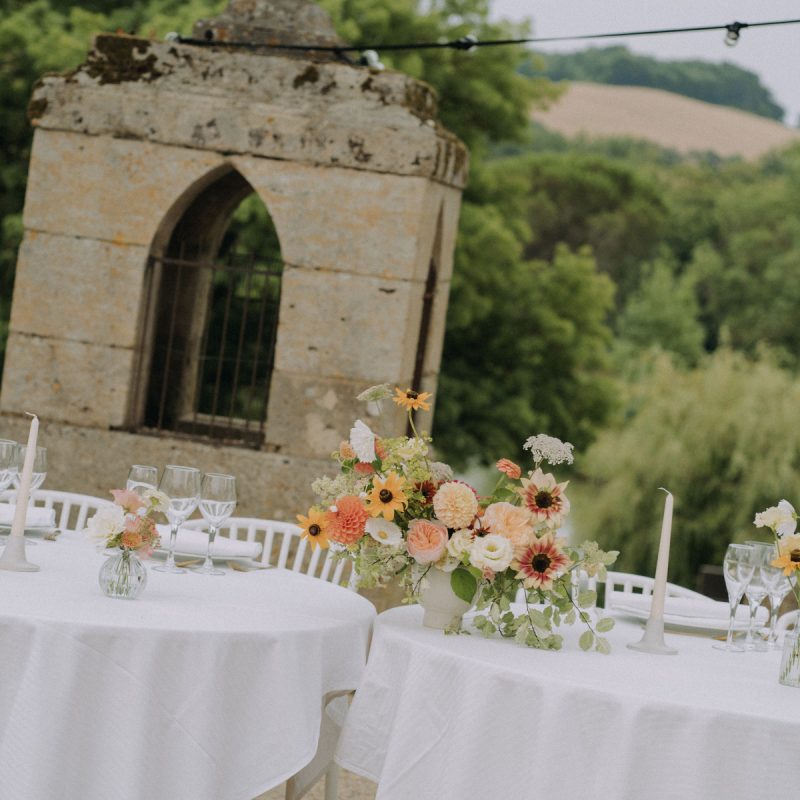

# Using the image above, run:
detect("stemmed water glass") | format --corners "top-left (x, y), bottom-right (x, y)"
top-left (0, 440), bottom-right (19, 541)
top-left (195, 473), bottom-right (237, 576)
top-left (713, 543), bottom-right (756, 652)
top-left (152, 465), bottom-right (201, 575)
top-left (748, 541), bottom-right (794, 649)
top-left (13, 445), bottom-right (47, 498)
top-left (126, 465), bottom-right (158, 496)
top-left (742, 544), bottom-right (776, 650)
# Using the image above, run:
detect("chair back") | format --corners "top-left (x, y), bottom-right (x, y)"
top-left (183, 517), bottom-right (358, 590)
top-left (0, 489), bottom-right (113, 532)
top-left (604, 570), bottom-right (708, 610)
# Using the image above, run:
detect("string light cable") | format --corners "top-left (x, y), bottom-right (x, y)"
top-left (165, 17), bottom-right (800, 68)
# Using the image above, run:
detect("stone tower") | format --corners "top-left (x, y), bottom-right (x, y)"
top-left (1, 0), bottom-right (467, 517)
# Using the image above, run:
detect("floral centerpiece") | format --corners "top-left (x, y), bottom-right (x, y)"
top-left (86, 488), bottom-right (167, 599)
top-left (298, 385), bottom-right (619, 652)
top-left (754, 499), bottom-right (800, 683)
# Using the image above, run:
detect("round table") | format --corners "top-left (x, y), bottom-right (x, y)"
top-left (0, 532), bottom-right (375, 800)
top-left (336, 605), bottom-right (800, 800)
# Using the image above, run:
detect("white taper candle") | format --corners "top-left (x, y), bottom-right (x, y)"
top-left (649, 488), bottom-right (673, 620)
top-left (9, 413), bottom-right (39, 539)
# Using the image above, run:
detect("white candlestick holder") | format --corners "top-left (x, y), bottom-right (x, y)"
top-left (0, 532), bottom-right (40, 572)
top-left (628, 615), bottom-right (677, 655)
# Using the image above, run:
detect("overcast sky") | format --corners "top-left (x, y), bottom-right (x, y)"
top-left (490, 1), bottom-right (800, 125)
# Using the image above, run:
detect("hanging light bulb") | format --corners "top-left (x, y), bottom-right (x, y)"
top-left (724, 21), bottom-right (746, 47)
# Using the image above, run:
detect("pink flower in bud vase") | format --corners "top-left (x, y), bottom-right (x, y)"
top-left (110, 488), bottom-right (145, 514)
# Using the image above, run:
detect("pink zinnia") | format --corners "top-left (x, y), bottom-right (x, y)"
top-left (495, 459), bottom-right (521, 480)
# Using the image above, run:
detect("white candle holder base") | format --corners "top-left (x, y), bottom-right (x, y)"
top-left (0, 535), bottom-right (40, 572)
top-left (627, 616), bottom-right (677, 655)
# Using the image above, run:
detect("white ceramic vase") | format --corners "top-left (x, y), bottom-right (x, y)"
top-left (418, 567), bottom-right (473, 629)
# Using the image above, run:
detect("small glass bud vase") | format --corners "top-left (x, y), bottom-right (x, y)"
top-left (779, 631), bottom-right (800, 687)
top-left (99, 548), bottom-right (147, 599)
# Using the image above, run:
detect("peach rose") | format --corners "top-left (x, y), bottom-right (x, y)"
top-left (406, 519), bottom-right (448, 565)
top-left (482, 502), bottom-right (534, 557)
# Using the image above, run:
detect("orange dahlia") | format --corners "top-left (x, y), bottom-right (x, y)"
top-left (393, 387), bottom-right (432, 412)
top-left (513, 534), bottom-right (571, 590)
top-left (326, 495), bottom-right (368, 546)
top-left (366, 472), bottom-right (408, 520)
top-left (297, 507), bottom-right (330, 550)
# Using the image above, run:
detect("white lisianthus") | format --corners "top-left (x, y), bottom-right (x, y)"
top-left (446, 528), bottom-right (475, 559)
top-left (349, 419), bottom-right (376, 463)
top-left (85, 505), bottom-right (125, 543)
top-left (143, 488), bottom-right (170, 513)
top-left (365, 517), bottom-right (403, 547)
top-left (469, 533), bottom-right (514, 573)
top-left (754, 500), bottom-right (797, 537)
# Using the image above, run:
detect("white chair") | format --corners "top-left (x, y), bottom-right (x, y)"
top-left (776, 609), bottom-right (799, 634)
top-left (0, 488), bottom-right (113, 533)
top-left (603, 570), bottom-right (708, 610)
top-left (182, 516), bottom-right (358, 590)
top-left (182, 516), bottom-right (358, 800)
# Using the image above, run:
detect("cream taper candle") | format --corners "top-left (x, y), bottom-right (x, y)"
top-left (649, 488), bottom-right (673, 620)
top-left (9, 413), bottom-right (38, 539)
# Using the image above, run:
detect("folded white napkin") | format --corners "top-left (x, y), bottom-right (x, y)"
top-left (155, 524), bottom-right (262, 559)
top-left (0, 503), bottom-right (57, 529)
top-left (613, 594), bottom-right (769, 624)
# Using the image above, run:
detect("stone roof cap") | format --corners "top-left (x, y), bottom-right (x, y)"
top-left (193, 0), bottom-right (346, 50)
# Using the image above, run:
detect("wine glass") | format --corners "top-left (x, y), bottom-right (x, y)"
top-left (748, 541), bottom-right (793, 649)
top-left (195, 473), bottom-right (237, 576)
top-left (713, 543), bottom-right (756, 652)
top-left (0, 440), bottom-right (18, 540)
top-left (126, 465), bottom-right (158, 496)
top-left (13, 446), bottom-right (47, 507)
top-left (743, 544), bottom-right (774, 651)
top-left (0, 440), bottom-right (19, 493)
top-left (152, 465), bottom-right (201, 575)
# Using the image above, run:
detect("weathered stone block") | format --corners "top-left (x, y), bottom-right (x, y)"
top-left (23, 130), bottom-right (224, 246)
top-left (237, 158), bottom-right (433, 281)
top-left (264, 371), bottom-right (408, 460)
top-left (274, 265), bottom-right (424, 383)
top-left (1, 333), bottom-right (134, 428)
top-left (9, 231), bottom-right (148, 348)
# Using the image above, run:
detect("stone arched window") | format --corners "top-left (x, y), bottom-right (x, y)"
top-left (131, 168), bottom-right (282, 448)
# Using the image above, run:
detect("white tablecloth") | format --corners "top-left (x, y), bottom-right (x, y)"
top-left (0, 533), bottom-right (375, 800)
top-left (336, 606), bottom-right (800, 800)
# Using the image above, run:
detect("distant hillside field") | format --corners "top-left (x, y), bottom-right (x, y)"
top-left (533, 82), bottom-right (800, 159)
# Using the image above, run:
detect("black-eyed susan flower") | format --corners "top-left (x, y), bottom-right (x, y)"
top-left (297, 508), bottom-right (330, 550)
top-left (393, 387), bottom-right (432, 412)
top-left (366, 472), bottom-right (408, 520)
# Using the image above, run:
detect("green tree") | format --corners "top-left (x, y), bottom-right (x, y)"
top-left (616, 258), bottom-right (704, 366)
top-left (572, 349), bottom-right (800, 588)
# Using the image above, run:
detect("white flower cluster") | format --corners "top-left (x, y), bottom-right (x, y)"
top-left (311, 473), bottom-right (367, 506)
top-left (754, 499), bottom-right (797, 537)
top-left (523, 434), bottom-right (574, 466)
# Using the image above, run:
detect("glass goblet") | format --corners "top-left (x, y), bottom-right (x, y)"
top-left (14, 445), bottom-right (47, 499)
top-left (713, 543), bottom-right (755, 652)
top-left (152, 465), bottom-right (201, 575)
top-left (126, 465), bottom-right (158, 496)
top-left (0, 440), bottom-right (18, 540)
top-left (194, 473), bottom-right (237, 576)
top-left (743, 545), bottom-right (773, 651)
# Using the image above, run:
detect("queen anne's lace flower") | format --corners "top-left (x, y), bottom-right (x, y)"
top-left (754, 499), bottom-right (797, 537)
top-left (523, 434), bottom-right (574, 466)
